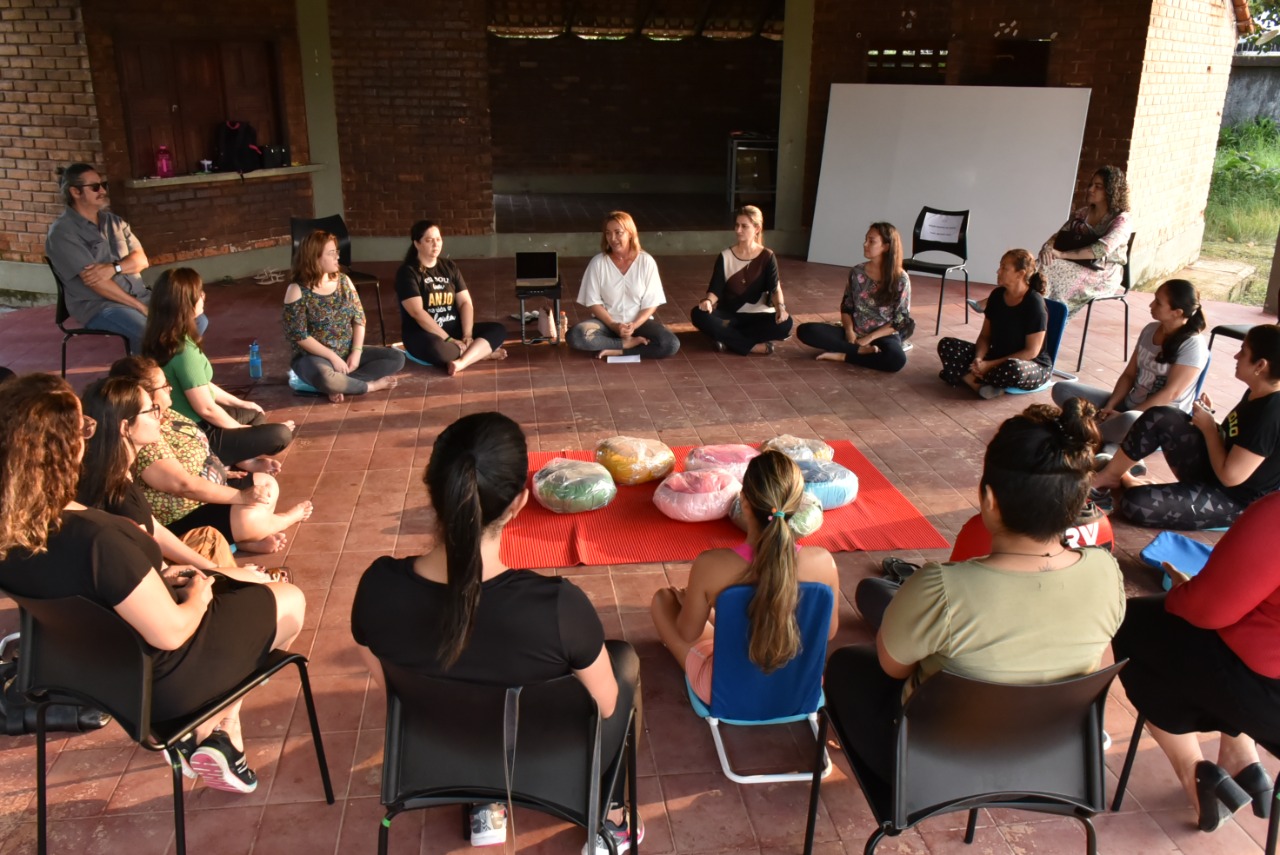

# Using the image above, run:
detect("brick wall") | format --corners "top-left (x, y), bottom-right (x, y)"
top-left (0, 0), bottom-right (103, 264)
top-left (1127, 0), bottom-right (1238, 278)
top-left (330, 0), bottom-right (494, 237)
top-left (489, 36), bottom-right (782, 177)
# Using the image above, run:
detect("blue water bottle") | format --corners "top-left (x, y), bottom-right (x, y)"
top-left (248, 340), bottom-right (262, 380)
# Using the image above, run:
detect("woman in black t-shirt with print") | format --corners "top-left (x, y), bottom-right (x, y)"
top-left (938, 248), bottom-right (1053, 399)
top-left (0, 374), bottom-right (307, 795)
top-left (351, 412), bottom-right (643, 852)
top-left (395, 220), bottom-right (509, 375)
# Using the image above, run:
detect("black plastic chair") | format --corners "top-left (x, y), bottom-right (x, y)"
top-left (803, 661), bottom-right (1125, 855)
top-left (1111, 713), bottom-right (1278, 854)
top-left (7, 592), bottom-right (334, 855)
top-left (289, 214), bottom-right (386, 344)
top-left (1074, 232), bottom-right (1137, 372)
top-left (44, 257), bottom-right (131, 378)
top-left (377, 643), bottom-right (640, 855)
top-left (901, 207), bottom-right (970, 336)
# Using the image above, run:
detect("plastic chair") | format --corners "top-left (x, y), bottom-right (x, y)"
top-left (804, 661), bottom-right (1125, 855)
top-left (1192, 352), bottom-right (1212, 400)
top-left (377, 640), bottom-right (640, 855)
top-left (1208, 323), bottom-right (1251, 350)
top-left (900, 207), bottom-right (970, 336)
top-left (44, 257), bottom-right (131, 378)
top-left (1075, 232), bottom-right (1137, 372)
top-left (1112, 714), bottom-right (1278, 854)
top-left (1006, 297), bottom-right (1069, 395)
top-left (7, 592), bottom-right (334, 855)
top-left (686, 582), bottom-right (834, 785)
top-left (289, 214), bottom-right (386, 345)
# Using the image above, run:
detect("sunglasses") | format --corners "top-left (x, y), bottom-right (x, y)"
top-left (74, 181), bottom-right (109, 193)
top-left (81, 415), bottom-right (97, 439)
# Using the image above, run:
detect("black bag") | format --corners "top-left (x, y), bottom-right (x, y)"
top-left (0, 656), bottom-right (112, 736)
top-left (261, 145), bottom-right (289, 169)
top-left (898, 315), bottom-right (917, 341)
top-left (214, 120), bottom-right (263, 175)
top-left (1054, 225), bottom-right (1107, 270)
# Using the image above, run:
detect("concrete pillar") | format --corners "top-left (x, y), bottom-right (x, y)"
top-left (296, 0), bottom-right (344, 216)
top-left (772, 0), bottom-right (814, 256)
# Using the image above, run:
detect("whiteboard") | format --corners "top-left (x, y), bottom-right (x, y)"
top-left (808, 85), bottom-right (1092, 285)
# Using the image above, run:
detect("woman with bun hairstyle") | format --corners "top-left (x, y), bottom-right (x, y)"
top-left (284, 229), bottom-right (405, 403)
top-left (352, 412), bottom-right (642, 852)
top-left (796, 221), bottom-right (912, 372)
top-left (0, 373), bottom-right (306, 794)
top-left (395, 220), bottom-right (509, 375)
top-left (649, 450), bottom-right (840, 705)
top-left (1053, 278), bottom-right (1208, 449)
top-left (938, 249), bottom-right (1053, 399)
top-left (829, 399), bottom-right (1125, 787)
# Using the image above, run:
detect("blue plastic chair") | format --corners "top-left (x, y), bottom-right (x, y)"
top-left (402, 350), bottom-right (434, 368)
top-left (1007, 297), bottom-right (1069, 395)
top-left (685, 581), bottom-right (835, 784)
top-left (1192, 352), bottom-right (1212, 400)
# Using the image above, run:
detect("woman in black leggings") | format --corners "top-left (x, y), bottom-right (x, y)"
top-left (1092, 324), bottom-right (1280, 530)
top-left (395, 220), bottom-right (508, 376)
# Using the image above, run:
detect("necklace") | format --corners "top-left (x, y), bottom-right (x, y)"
top-left (988, 548), bottom-right (1066, 559)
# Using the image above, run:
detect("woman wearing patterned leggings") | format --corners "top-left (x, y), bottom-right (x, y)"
top-left (1092, 324), bottom-right (1280, 530)
top-left (937, 248), bottom-right (1052, 399)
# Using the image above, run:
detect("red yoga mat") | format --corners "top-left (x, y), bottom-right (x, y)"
top-left (500, 441), bottom-right (949, 570)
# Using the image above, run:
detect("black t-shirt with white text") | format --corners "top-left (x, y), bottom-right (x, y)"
top-left (395, 258), bottom-right (468, 331)
top-left (1221, 390), bottom-right (1280, 501)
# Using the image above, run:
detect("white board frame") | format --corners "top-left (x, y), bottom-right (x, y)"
top-left (808, 84), bottom-right (1092, 286)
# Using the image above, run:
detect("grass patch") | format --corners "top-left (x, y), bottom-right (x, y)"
top-left (1206, 117), bottom-right (1280, 244)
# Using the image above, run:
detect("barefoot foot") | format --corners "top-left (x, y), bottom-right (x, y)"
top-left (366, 374), bottom-right (401, 392)
top-left (281, 500), bottom-right (314, 527)
top-left (328, 392), bottom-right (345, 403)
top-left (597, 349), bottom-right (624, 359)
top-left (816, 351), bottom-right (844, 362)
top-left (486, 347), bottom-right (508, 362)
top-left (238, 457), bottom-right (283, 475)
top-left (237, 532), bottom-right (288, 554)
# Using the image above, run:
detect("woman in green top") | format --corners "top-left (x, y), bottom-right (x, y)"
top-left (142, 268), bottom-right (294, 469)
top-left (284, 230), bottom-right (404, 403)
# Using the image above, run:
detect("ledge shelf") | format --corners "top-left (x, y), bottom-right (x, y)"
top-left (124, 164), bottom-right (323, 190)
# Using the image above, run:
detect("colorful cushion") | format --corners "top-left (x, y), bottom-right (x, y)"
top-left (287, 369), bottom-right (320, 395)
top-left (761, 434), bottom-right (834, 462)
top-left (731, 491), bottom-right (824, 538)
top-left (797, 459), bottom-right (859, 509)
top-left (653, 469), bottom-right (741, 522)
top-left (532, 459), bottom-right (617, 514)
top-left (685, 444), bottom-right (760, 481)
top-left (595, 436), bottom-right (676, 486)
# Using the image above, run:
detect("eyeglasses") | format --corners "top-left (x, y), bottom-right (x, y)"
top-left (74, 181), bottom-right (109, 193)
top-left (148, 382), bottom-right (172, 394)
top-left (80, 415), bottom-right (97, 439)
top-left (136, 405), bottom-right (162, 419)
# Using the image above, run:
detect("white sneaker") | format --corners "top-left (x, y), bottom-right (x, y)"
top-left (470, 803), bottom-right (508, 847)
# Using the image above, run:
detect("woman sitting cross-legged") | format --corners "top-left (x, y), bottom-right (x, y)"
top-left (284, 229), bottom-right (405, 403)
top-left (0, 373), bottom-right (307, 794)
top-left (1052, 278), bottom-right (1208, 451)
top-left (796, 221), bottom-right (912, 373)
top-left (394, 220), bottom-right (509, 375)
top-left (78, 376), bottom-right (280, 582)
top-left (1112, 491), bottom-right (1280, 832)
top-left (649, 450), bottom-right (840, 704)
top-left (351, 412), bottom-right (643, 853)
top-left (570, 211), bottom-right (680, 360)
top-left (938, 248), bottom-right (1052, 399)
top-left (830, 399), bottom-right (1125, 790)
top-left (109, 356), bottom-right (312, 554)
top-left (1091, 323), bottom-right (1280, 531)
top-left (143, 268), bottom-right (294, 469)
top-left (691, 205), bottom-right (791, 356)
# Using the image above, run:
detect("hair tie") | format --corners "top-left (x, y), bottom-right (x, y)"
top-left (771, 507), bottom-right (787, 521)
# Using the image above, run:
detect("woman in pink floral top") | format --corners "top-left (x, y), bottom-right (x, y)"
top-left (797, 222), bottom-right (913, 373)
top-left (1038, 165), bottom-right (1133, 315)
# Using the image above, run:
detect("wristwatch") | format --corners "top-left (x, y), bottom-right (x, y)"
top-left (112, 262), bottom-right (122, 275)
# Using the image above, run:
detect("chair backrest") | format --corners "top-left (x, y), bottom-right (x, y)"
top-left (290, 214), bottom-right (354, 269)
top-left (44, 256), bottom-right (72, 326)
top-left (707, 582), bottom-right (834, 722)
top-left (1192, 352), bottom-right (1213, 400)
top-left (9, 592), bottom-right (154, 742)
top-left (379, 662), bottom-right (619, 825)
top-left (1119, 232), bottom-right (1137, 293)
top-left (909, 207), bottom-right (970, 262)
top-left (1041, 297), bottom-right (1069, 368)
top-left (892, 661), bottom-right (1125, 827)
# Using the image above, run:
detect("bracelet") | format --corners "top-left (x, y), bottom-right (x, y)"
top-left (352, 346), bottom-right (363, 352)
top-left (444, 336), bottom-right (453, 343)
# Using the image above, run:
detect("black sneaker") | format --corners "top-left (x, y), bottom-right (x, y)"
top-left (1087, 487), bottom-right (1114, 514)
top-left (166, 733), bottom-right (198, 780)
top-left (881, 557), bottom-right (920, 583)
top-left (582, 806), bottom-right (644, 855)
top-left (470, 802), bottom-right (508, 847)
top-left (1129, 461), bottom-right (1148, 477)
top-left (190, 730), bottom-right (258, 793)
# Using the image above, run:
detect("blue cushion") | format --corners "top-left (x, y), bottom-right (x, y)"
top-left (403, 350), bottom-right (434, 368)
top-left (1139, 530), bottom-right (1212, 591)
top-left (287, 370), bottom-right (320, 395)
top-left (796, 459), bottom-right (859, 509)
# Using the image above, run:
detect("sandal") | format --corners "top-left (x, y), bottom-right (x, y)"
top-left (881, 557), bottom-right (920, 584)
top-left (266, 567), bottom-right (292, 584)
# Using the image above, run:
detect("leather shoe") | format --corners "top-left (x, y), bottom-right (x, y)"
top-left (1195, 760), bottom-right (1251, 832)
top-left (1233, 762), bottom-right (1274, 819)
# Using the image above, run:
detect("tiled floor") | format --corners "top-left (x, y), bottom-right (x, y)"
top-left (1, 254), bottom-right (1277, 854)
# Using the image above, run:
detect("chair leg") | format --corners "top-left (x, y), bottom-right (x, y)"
top-left (36, 703), bottom-right (48, 855)
top-left (627, 718), bottom-right (639, 855)
top-left (171, 751), bottom-right (188, 855)
top-left (802, 710), bottom-right (830, 855)
top-left (962, 272), bottom-right (971, 325)
top-left (864, 827), bottom-right (888, 855)
top-left (1079, 812), bottom-right (1099, 855)
top-left (1209, 330), bottom-right (1218, 350)
top-left (963, 807), bottom-right (978, 843)
top-left (1265, 777), bottom-right (1278, 855)
top-left (1121, 299), bottom-right (1130, 361)
top-left (1110, 714), bottom-right (1145, 811)
top-left (293, 659), bottom-right (336, 803)
top-left (1076, 301), bottom-right (1095, 373)
top-left (60, 337), bottom-right (69, 379)
top-left (373, 282), bottom-right (387, 346)
top-left (934, 273), bottom-right (950, 336)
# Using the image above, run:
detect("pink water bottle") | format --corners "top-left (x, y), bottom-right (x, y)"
top-left (155, 145), bottom-right (174, 179)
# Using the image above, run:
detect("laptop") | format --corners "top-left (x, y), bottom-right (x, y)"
top-left (515, 251), bottom-right (560, 290)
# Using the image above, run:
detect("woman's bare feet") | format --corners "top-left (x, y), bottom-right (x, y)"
top-left (238, 457), bottom-right (283, 475)
top-left (328, 392), bottom-right (345, 403)
top-left (487, 347), bottom-right (508, 362)
top-left (816, 351), bottom-right (844, 362)
top-left (366, 374), bottom-right (401, 391)
top-left (237, 532), bottom-right (288, 553)
top-left (620, 335), bottom-right (649, 350)
top-left (597, 349), bottom-right (624, 359)
top-left (281, 500), bottom-right (314, 527)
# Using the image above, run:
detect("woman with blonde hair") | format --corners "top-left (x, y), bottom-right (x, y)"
top-left (650, 450), bottom-right (840, 703)
top-left (143, 268), bottom-right (294, 467)
top-left (691, 205), bottom-right (791, 356)
top-left (570, 211), bottom-right (680, 360)
top-left (284, 229), bottom-right (404, 402)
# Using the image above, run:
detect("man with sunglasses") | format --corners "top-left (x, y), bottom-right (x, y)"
top-left (45, 162), bottom-right (207, 353)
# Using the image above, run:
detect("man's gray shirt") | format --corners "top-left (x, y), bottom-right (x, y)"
top-left (45, 208), bottom-right (148, 323)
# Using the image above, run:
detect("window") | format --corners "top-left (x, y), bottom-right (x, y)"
top-left (866, 40), bottom-right (949, 85)
top-left (116, 39), bottom-right (285, 178)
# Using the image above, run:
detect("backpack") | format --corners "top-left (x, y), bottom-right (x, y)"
top-left (214, 120), bottom-right (262, 175)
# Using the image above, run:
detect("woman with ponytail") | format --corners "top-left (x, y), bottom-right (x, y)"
top-left (351, 412), bottom-right (642, 852)
top-left (1053, 279), bottom-right (1208, 449)
top-left (650, 450), bottom-right (840, 704)
top-left (826, 400), bottom-right (1125, 787)
top-left (938, 249), bottom-right (1054, 398)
